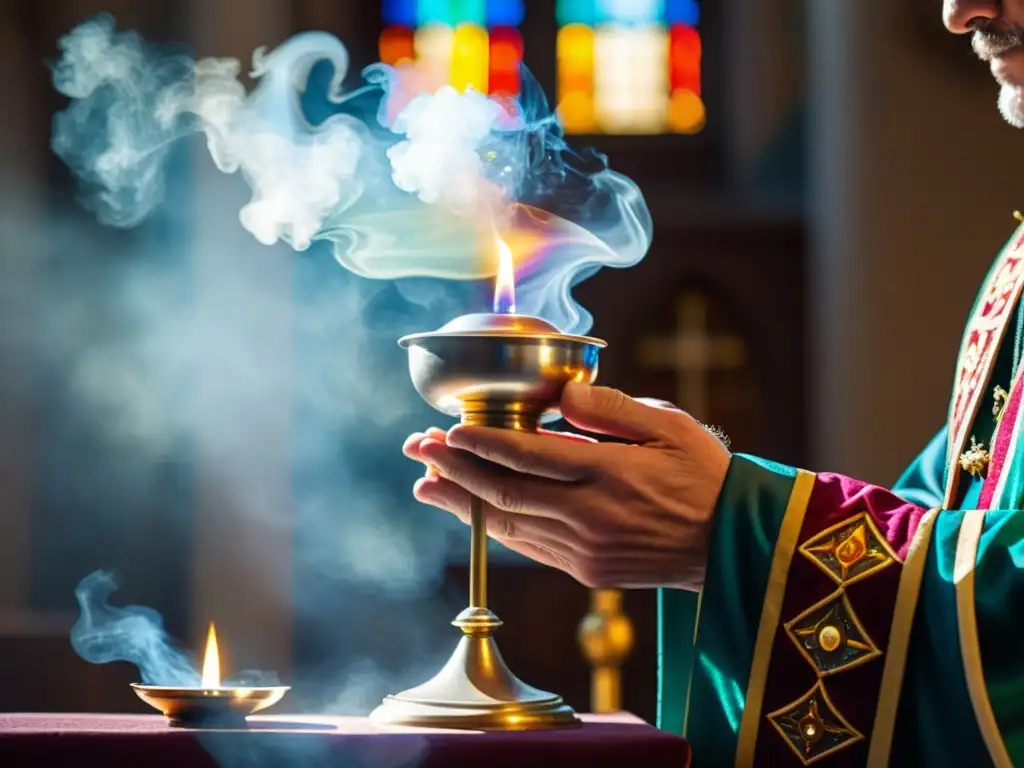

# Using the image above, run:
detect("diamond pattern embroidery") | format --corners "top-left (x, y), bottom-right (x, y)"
top-left (799, 512), bottom-right (899, 586)
top-left (767, 682), bottom-right (864, 765)
top-left (785, 589), bottom-right (882, 676)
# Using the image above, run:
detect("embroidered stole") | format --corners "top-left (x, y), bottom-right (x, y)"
top-left (944, 223), bottom-right (1024, 508)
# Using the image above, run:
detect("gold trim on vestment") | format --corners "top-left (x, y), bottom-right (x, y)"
top-left (955, 510), bottom-right (1013, 767)
top-left (865, 509), bottom-right (939, 768)
top-left (733, 469), bottom-right (817, 768)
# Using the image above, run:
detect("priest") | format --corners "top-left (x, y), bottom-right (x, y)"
top-left (403, 2), bottom-right (1024, 766)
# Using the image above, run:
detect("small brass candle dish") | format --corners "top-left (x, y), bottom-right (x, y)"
top-left (131, 683), bottom-right (291, 728)
top-left (131, 623), bottom-right (289, 728)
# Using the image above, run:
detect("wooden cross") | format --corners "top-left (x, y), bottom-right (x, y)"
top-left (635, 292), bottom-right (747, 421)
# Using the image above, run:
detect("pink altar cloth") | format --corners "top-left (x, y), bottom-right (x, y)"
top-left (0, 712), bottom-right (691, 767)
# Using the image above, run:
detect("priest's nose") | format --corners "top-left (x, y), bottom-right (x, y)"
top-left (944, 0), bottom-right (1000, 34)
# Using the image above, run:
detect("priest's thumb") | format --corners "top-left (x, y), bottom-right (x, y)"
top-left (559, 383), bottom-right (673, 442)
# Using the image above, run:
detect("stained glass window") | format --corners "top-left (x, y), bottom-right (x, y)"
top-left (380, 0), bottom-right (525, 100)
top-left (556, 0), bottom-right (704, 135)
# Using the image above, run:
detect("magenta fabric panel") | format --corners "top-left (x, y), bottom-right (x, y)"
top-left (980, 377), bottom-right (1024, 507)
top-left (752, 473), bottom-right (927, 766)
top-left (810, 472), bottom-right (930, 559)
top-left (0, 713), bottom-right (691, 768)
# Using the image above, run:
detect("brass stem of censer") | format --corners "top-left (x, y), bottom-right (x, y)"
top-left (578, 588), bottom-right (634, 713)
top-left (369, 312), bottom-right (605, 731)
top-left (469, 496), bottom-right (487, 610)
top-left (462, 407), bottom-right (539, 618)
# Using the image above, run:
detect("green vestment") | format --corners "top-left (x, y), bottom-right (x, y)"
top-left (658, 222), bottom-right (1024, 766)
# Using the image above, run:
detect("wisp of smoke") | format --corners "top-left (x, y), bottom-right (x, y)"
top-left (72, 571), bottom-right (279, 687)
top-left (51, 14), bottom-right (653, 334)
top-left (71, 570), bottom-right (200, 686)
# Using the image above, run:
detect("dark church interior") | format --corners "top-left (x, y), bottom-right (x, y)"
top-left (2, 0), bottom-right (1023, 764)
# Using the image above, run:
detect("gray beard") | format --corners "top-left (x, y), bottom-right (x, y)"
top-left (999, 83), bottom-right (1024, 127)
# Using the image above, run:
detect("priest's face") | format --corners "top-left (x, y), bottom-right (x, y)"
top-left (945, 0), bottom-right (1024, 126)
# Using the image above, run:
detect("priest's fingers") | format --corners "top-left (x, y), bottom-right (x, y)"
top-left (418, 439), bottom-right (577, 519)
top-left (403, 427), bottom-right (448, 461)
top-left (559, 383), bottom-right (686, 443)
top-left (413, 475), bottom-right (575, 552)
top-left (536, 428), bottom-right (597, 444)
top-left (405, 427), bottom-right (592, 466)
top-left (445, 425), bottom-right (602, 481)
top-left (634, 397), bottom-right (682, 412)
top-left (511, 542), bottom-right (578, 578)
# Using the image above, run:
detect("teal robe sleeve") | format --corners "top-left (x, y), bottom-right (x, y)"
top-left (658, 429), bottom-right (948, 739)
top-left (659, 454), bottom-right (1024, 767)
top-left (891, 427), bottom-right (947, 509)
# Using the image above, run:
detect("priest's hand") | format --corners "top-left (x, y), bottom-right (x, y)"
top-left (403, 383), bottom-right (731, 591)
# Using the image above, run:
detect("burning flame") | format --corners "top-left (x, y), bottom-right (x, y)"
top-left (493, 235), bottom-right (516, 314)
top-left (201, 622), bottom-right (220, 688)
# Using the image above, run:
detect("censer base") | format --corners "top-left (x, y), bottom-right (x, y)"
top-left (370, 631), bottom-right (580, 731)
top-left (370, 691), bottom-right (579, 731)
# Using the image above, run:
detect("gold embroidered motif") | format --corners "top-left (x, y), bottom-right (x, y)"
top-left (786, 589), bottom-right (882, 676)
top-left (767, 681), bottom-right (864, 764)
top-left (800, 513), bottom-right (899, 586)
top-left (993, 386), bottom-right (1009, 420)
top-left (817, 625), bottom-right (841, 653)
top-left (835, 525), bottom-right (867, 569)
top-left (959, 436), bottom-right (991, 478)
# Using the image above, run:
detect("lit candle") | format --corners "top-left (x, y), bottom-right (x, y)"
top-left (201, 622), bottom-right (221, 689)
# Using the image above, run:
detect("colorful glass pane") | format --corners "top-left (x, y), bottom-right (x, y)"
top-left (556, 0), bottom-right (703, 134)
top-left (670, 24), bottom-right (700, 93)
top-left (417, 0), bottom-right (454, 25)
top-left (557, 23), bottom-right (596, 132)
top-left (556, 0), bottom-right (596, 26)
top-left (380, 0), bottom-right (525, 100)
top-left (450, 0), bottom-right (486, 25)
top-left (383, 0), bottom-right (418, 26)
top-left (594, 26), bottom-right (667, 133)
top-left (380, 26), bottom-right (416, 65)
top-left (451, 23), bottom-right (489, 92)
top-left (414, 24), bottom-right (454, 82)
top-left (665, 0), bottom-right (700, 25)
top-left (485, 0), bottom-right (525, 26)
top-left (596, 0), bottom-right (663, 25)
top-left (668, 88), bottom-right (705, 133)
top-left (489, 26), bottom-right (523, 96)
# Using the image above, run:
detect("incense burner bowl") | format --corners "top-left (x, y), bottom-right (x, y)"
top-left (398, 313), bottom-right (605, 432)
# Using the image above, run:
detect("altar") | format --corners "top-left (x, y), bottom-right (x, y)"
top-left (0, 713), bottom-right (690, 768)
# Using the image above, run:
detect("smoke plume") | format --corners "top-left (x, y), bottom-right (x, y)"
top-left (51, 13), bottom-right (652, 334)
